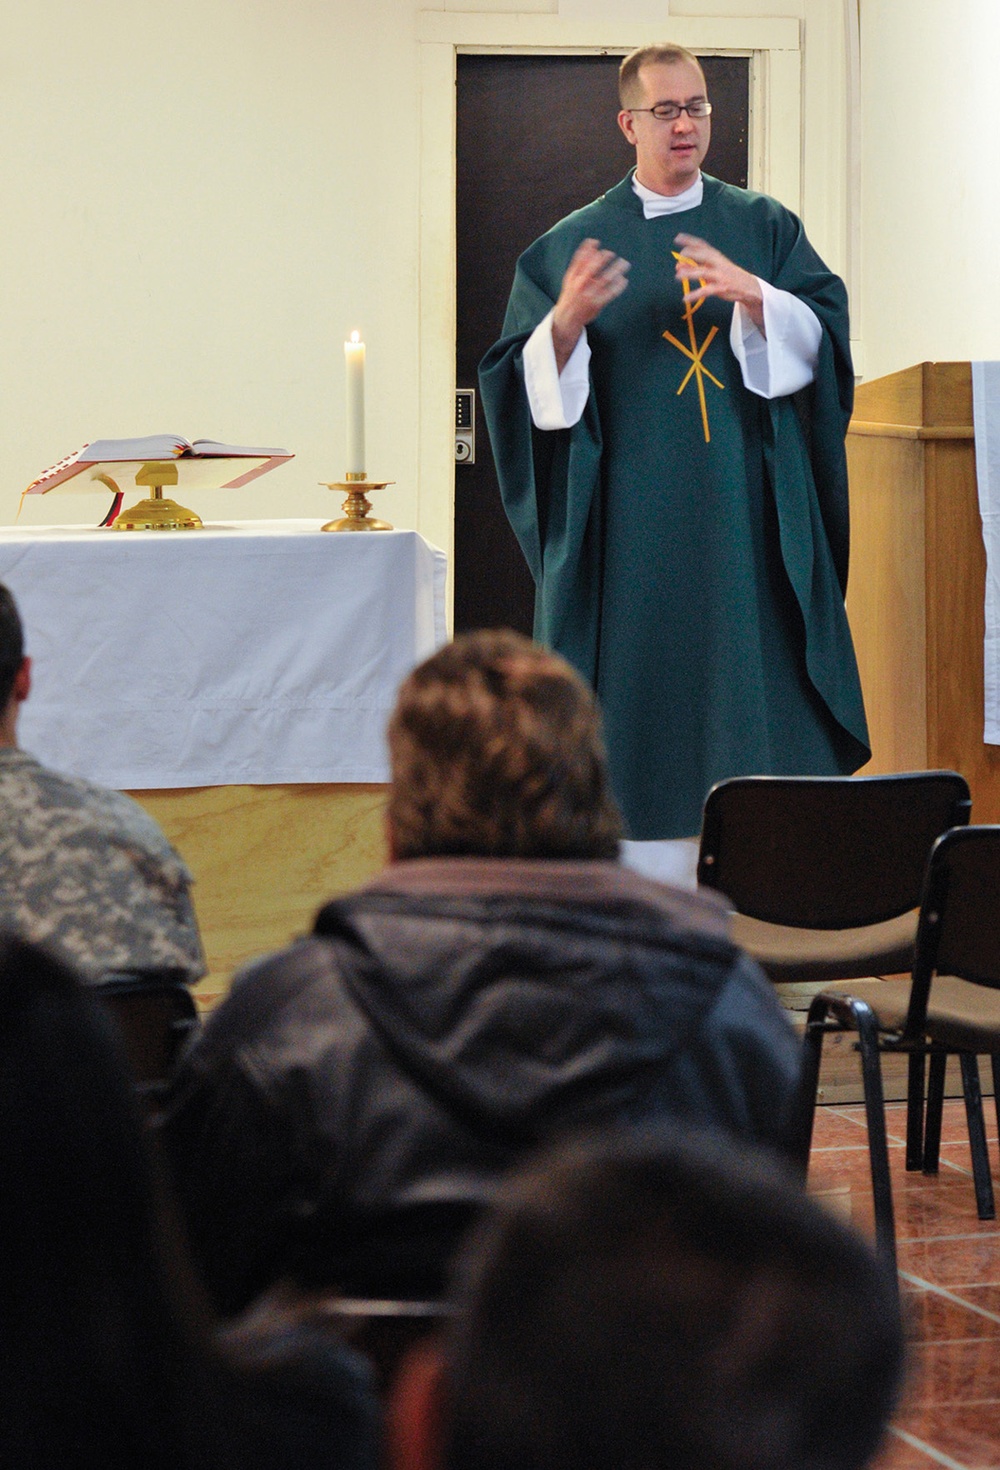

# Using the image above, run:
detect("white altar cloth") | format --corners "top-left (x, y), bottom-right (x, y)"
top-left (0, 521), bottom-right (447, 788)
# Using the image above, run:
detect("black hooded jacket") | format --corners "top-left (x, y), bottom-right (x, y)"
top-left (158, 859), bottom-right (801, 1315)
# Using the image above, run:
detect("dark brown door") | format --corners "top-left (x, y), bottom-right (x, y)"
top-left (455, 52), bottom-right (750, 636)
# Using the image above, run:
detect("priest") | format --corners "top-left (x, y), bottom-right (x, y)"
top-left (480, 42), bottom-right (869, 849)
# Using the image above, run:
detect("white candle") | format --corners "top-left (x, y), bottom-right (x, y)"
top-left (344, 331), bottom-right (366, 477)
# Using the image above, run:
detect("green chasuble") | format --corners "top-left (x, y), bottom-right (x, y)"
top-left (480, 172), bottom-right (870, 840)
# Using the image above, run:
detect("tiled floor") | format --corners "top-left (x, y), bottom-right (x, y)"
top-left (808, 1099), bottom-right (1000, 1470)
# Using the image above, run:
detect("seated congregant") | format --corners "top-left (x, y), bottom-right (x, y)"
top-left (158, 629), bottom-right (802, 1315)
top-left (0, 583), bottom-right (204, 984)
top-left (388, 1129), bottom-right (905, 1470)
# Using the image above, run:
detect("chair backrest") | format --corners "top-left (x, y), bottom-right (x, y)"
top-left (906, 824), bottom-right (1000, 1033)
top-left (97, 972), bottom-right (200, 1095)
top-left (697, 771), bottom-right (971, 929)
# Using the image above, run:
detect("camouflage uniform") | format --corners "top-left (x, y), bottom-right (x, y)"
top-left (0, 747), bottom-right (205, 983)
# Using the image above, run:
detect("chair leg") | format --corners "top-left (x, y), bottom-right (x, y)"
top-left (923, 1052), bottom-right (947, 1176)
top-left (819, 994), bottom-right (897, 1281)
top-left (855, 1014), bottom-right (897, 1277)
top-left (959, 1053), bottom-right (996, 1221)
top-left (906, 1051), bottom-right (926, 1171)
top-left (786, 1001), bottom-right (827, 1182)
top-left (991, 1055), bottom-right (1000, 1153)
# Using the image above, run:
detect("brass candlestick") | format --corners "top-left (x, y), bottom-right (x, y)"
top-left (113, 462), bottom-right (203, 531)
top-left (321, 471), bottom-right (393, 532)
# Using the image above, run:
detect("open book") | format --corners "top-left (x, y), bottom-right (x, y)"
top-left (25, 435), bottom-right (294, 494)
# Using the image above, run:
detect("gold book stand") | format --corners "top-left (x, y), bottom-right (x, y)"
top-left (113, 462), bottom-right (203, 531)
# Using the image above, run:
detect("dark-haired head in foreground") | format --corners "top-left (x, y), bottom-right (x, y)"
top-left (391, 1129), bottom-right (904, 1470)
top-left (0, 934), bottom-right (376, 1470)
top-left (0, 934), bottom-right (220, 1468)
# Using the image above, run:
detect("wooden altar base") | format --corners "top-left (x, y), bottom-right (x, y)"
top-left (131, 783), bottom-right (388, 1010)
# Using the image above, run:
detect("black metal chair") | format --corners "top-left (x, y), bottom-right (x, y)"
top-left (697, 770), bottom-right (974, 1271)
top-left (697, 771), bottom-right (972, 987)
top-left (221, 1289), bottom-right (454, 1399)
top-left (97, 969), bottom-right (200, 1106)
top-left (789, 825), bottom-right (1000, 1276)
top-left (325, 1298), bottom-right (455, 1394)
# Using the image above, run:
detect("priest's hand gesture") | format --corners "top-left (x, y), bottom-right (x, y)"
top-left (673, 233), bottom-right (765, 335)
top-left (551, 238), bottom-right (631, 373)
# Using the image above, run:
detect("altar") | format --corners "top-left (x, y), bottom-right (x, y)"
top-left (0, 520), bottom-right (448, 1001)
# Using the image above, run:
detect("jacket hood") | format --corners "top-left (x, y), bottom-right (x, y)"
top-left (312, 859), bottom-right (741, 1148)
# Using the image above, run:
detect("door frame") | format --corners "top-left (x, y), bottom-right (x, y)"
top-left (416, 11), bottom-right (805, 614)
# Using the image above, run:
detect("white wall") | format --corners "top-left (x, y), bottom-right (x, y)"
top-left (674, 0), bottom-right (850, 275)
top-left (1, 0), bottom-right (424, 529)
top-left (858, 0), bottom-right (1000, 380)
top-left (1, 0), bottom-right (851, 545)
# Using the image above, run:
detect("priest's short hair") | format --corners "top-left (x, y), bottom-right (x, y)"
top-left (618, 43), bottom-right (706, 107)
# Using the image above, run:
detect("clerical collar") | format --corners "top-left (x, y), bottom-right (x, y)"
top-left (631, 173), bottom-right (703, 217)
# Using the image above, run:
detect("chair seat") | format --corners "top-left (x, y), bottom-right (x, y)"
top-left (732, 910), bottom-right (918, 983)
top-left (822, 975), bottom-right (1000, 1053)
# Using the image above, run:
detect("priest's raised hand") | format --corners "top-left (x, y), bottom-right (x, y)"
top-left (551, 237), bottom-right (630, 372)
top-left (673, 231), bottom-right (765, 333)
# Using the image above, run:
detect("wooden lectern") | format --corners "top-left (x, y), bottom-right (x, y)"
top-left (846, 361), bottom-right (1000, 821)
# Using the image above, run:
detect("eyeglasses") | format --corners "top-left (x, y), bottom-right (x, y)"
top-left (629, 100), bottom-right (712, 122)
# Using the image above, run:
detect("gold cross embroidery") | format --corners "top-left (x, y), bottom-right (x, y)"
top-left (663, 251), bottom-right (725, 443)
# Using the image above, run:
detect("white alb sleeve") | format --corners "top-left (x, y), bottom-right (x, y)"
top-left (730, 279), bottom-right (823, 399)
top-left (522, 310), bottom-right (592, 430)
